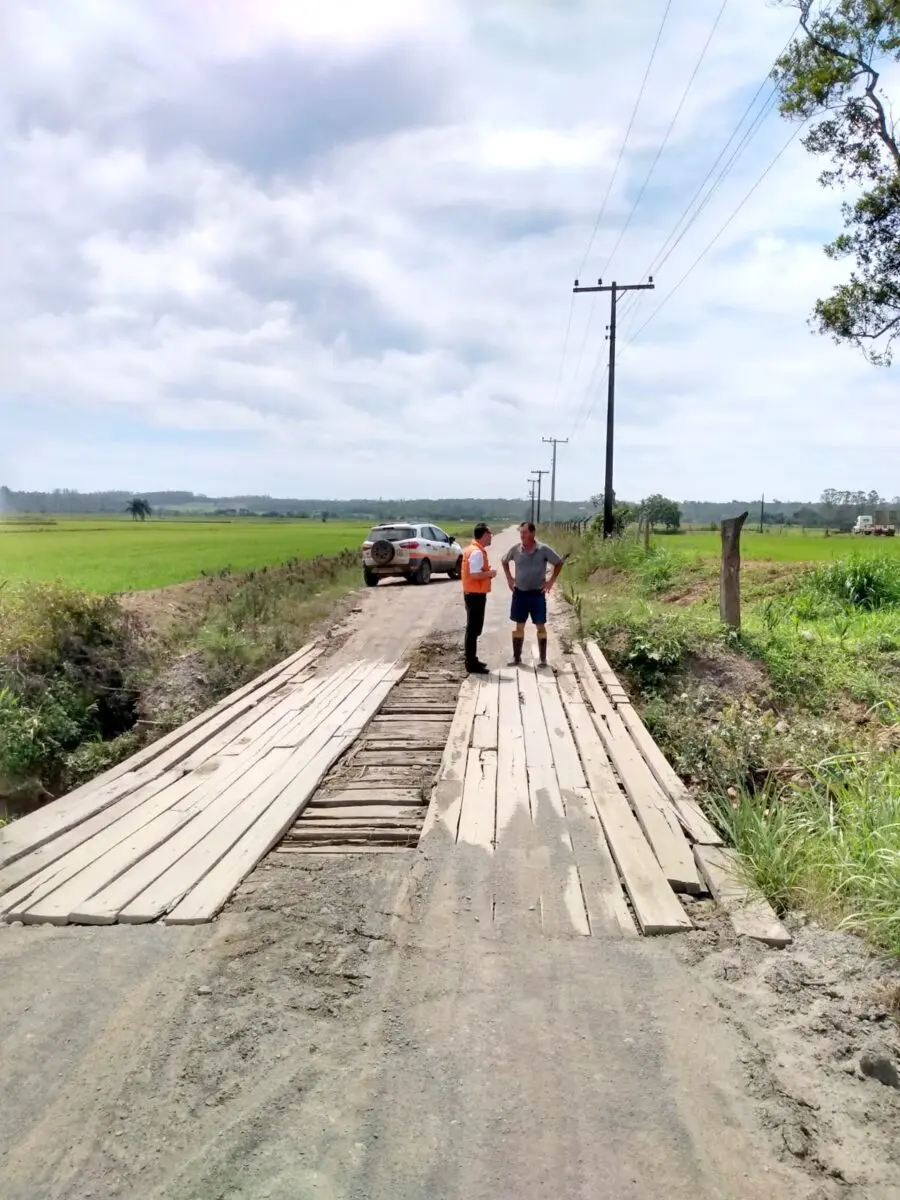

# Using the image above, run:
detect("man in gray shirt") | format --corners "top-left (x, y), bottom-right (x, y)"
top-left (501, 522), bottom-right (564, 666)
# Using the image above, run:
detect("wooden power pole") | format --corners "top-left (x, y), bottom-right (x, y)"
top-left (542, 437), bottom-right (568, 527)
top-left (531, 469), bottom-right (549, 525)
top-left (573, 277), bottom-right (655, 538)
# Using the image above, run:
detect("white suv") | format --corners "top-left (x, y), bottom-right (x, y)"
top-left (362, 523), bottom-right (463, 587)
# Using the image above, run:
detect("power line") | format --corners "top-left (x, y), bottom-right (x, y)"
top-left (628, 25), bottom-right (799, 287)
top-left (618, 120), bottom-right (806, 356)
top-left (549, 293), bottom-right (576, 412)
top-left (599, 0), bottom-right (731, 280)
top-left (575, 0), bottom-right (674, 280)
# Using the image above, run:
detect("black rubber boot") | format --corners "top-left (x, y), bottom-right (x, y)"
top-left (538, 636), bottom-right (548, 666)
top-left (510, 636), bottom-right (524, 666)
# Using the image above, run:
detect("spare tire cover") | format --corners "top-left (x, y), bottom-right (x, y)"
top-left (371, 539), bottom-right (396, 565)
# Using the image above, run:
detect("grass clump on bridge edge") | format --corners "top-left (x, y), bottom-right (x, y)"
top-left (555, 525), bottom-right (900, 956)
top-left (0, 550), bottom-right (361, 817)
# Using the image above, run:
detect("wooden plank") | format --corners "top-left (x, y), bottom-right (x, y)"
top-left (351, 751), bottom-right (443, 767)
top-left (288, 820), bottom-right (420, 834)
top-left (0, 645), bottom-right (323, 870)
top-left (420, 677), bottom-right (479, 844)
top-left (572, 647), bottom-right (701, 894)
top-left (557, 669), bottom-right (691, 935)
top-left (561, 787), bottom-right (637, 938)
top-left (163, 666), bottom-right (407, 924)
top-left (534, 669), bottom-right (587, 791)
top-left (309, 791), bottom-right (424, 808)
top-left (516, 667), bottom-right (589, 936)
top-left (275, 845), bottom-right (411, 855)
top-left (583, 644), bottom-right (722, 846)
top-left (492, 668), bottom-right (540, 933)
top-left (471, 671), bottom-right (500, 750)
top-left (5, 771), bottom-right (207, 922)
top-left (299, 805), bottom-right (424, 821)
top-left (495, 668), bottom-right (531, 838)
top-left (456, 748), bottom-right (497, 850)
top-left (68, 666), bottom-right (385, 925)
top-left (694, 845), bottom-right (791, 947)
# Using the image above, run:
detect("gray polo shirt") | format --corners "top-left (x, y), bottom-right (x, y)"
top-left (502, 541), bottom-right (563, 591)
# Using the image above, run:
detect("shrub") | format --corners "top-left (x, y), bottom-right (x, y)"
top-left (806, 554), bottom-right (900, 611)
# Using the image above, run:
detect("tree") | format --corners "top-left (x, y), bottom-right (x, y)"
top-left (641, 493), bottom-right (682, 530)
top-left (773, 2), bottom-right (900, 364)
top-left (589, 495), bottom-right (636, 536)
top-left (126, 498), bottom-right (152, 521)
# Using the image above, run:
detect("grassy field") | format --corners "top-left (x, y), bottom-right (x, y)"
top-left (0, 517), bottom-right (373, 592)
top-left (667, 527), bottom-right (900, 561)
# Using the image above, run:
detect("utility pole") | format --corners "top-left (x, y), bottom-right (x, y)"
top-left (542, 437), bottom-right (568, 527)
top-left (573, 276), bottom-right (655, 538)
top-left (531, 469), bottom-right (549, 525)
top-left (528, 479), bottom-right (536, 525)
top-left (759, 494), bottom-right (765, 535)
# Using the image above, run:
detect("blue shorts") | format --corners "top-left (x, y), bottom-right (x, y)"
top-left (510, 588), bottom-right (547, 626)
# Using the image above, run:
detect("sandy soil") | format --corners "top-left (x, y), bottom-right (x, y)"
top-left (1, 533), bottom-right (899, 1200)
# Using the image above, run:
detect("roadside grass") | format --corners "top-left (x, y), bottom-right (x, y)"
top-left (0, 551), bottom-right (362, 814)
top-left (717, 756), bottom-right (900, 957)
top-left (555, 525), bottom-right (900, 955)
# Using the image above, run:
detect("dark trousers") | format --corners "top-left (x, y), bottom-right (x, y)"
top-left (464, 592), bottom-right (487, 666)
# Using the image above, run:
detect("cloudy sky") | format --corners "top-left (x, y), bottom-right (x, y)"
top-left (2, 0), bottom-right (897, 503)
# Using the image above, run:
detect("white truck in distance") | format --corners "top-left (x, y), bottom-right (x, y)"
top-left (853, 510), bottom-right (897, 537)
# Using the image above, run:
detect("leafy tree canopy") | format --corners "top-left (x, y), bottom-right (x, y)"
top-left (773, 1), bottom-right (900, 364)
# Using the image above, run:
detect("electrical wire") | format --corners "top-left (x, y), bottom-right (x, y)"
top-left (575, 0), bottom-right (674, 281)
top-left (599, 0), bottom-right (731, 281)
top-left (617, 119), bottom-right (807, 357)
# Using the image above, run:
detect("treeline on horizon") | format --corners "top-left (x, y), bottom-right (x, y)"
top-left (2, 487), bottom-right (898, 526)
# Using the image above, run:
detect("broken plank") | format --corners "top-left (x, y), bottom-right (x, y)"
top-left (694, 845), bottom-right (791, 947)
top-left (456, 747), bottom-right (497, 850)
top-left (297, 806), bottom-right (424, 821)
top-left (572, 647), bottom-right (701, 894)
top-left (309, 791), bottom-right (424, 808)
top-left (470, 671), bottom-right (500, 750)
top-left (557, 669), bottom-right (691, 936)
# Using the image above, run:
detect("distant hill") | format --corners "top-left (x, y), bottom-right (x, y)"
top-left (0, 487), bottom-right (594, 524)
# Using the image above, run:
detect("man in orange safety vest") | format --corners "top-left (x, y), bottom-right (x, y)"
top-left (460, 523), bottom-right (495, 674)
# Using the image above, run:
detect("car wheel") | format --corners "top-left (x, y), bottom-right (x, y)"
top-left (364, 569), bottom-right (379, 587)
top-left (448, 556), bottom-right (462, 580)
top-left (414, 559), bottom-right (432, 585)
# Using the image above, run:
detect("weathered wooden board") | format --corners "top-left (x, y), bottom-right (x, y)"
top-left (583, 643), bottom-right (722, 846)
top-left (562, 787), bottom-right (637, 938)
top-left (456, 747), bottom-right (497, 850)
top-left (557, 669), bottom-right (691, 936)
top-left (572, 647), bottom-right (701, 894)
top-left (471, 671), bottom-right (500, 750)
top-left (0, 643), bottom-right (322, 870)
top-left (694, 845), bottom-right (791, 947)
top-left (164, 667), bottom-right (406, 924)
top-left (420, 677), bottom-right (479, 843)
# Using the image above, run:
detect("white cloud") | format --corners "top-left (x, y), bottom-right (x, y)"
top-left (0, 0), bottom-right (897, 503)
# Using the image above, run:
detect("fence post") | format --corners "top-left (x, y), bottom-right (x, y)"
top-left (720, 511), bottom-right (748, 630)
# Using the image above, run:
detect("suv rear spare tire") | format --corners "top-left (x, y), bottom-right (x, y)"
top-left (370, 539), bottom-right (396, 566)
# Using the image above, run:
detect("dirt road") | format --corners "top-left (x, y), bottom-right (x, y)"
top-left (1, 530), bottom-right (898, 1200)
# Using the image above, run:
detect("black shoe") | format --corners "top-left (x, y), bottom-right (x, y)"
top-left (467, 662), bottom-right (490, 674)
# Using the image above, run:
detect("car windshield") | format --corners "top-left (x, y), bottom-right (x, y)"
top-left (368, 526), bottom-right (416, 542)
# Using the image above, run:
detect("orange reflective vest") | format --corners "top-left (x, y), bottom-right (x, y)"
top-left (462, 541), bottom-right (492, 594)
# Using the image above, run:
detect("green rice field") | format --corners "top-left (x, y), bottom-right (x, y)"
top-left (0, 517), bottom-right (373, 593)
top-left (663, 527), bottom-right (900, 562)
